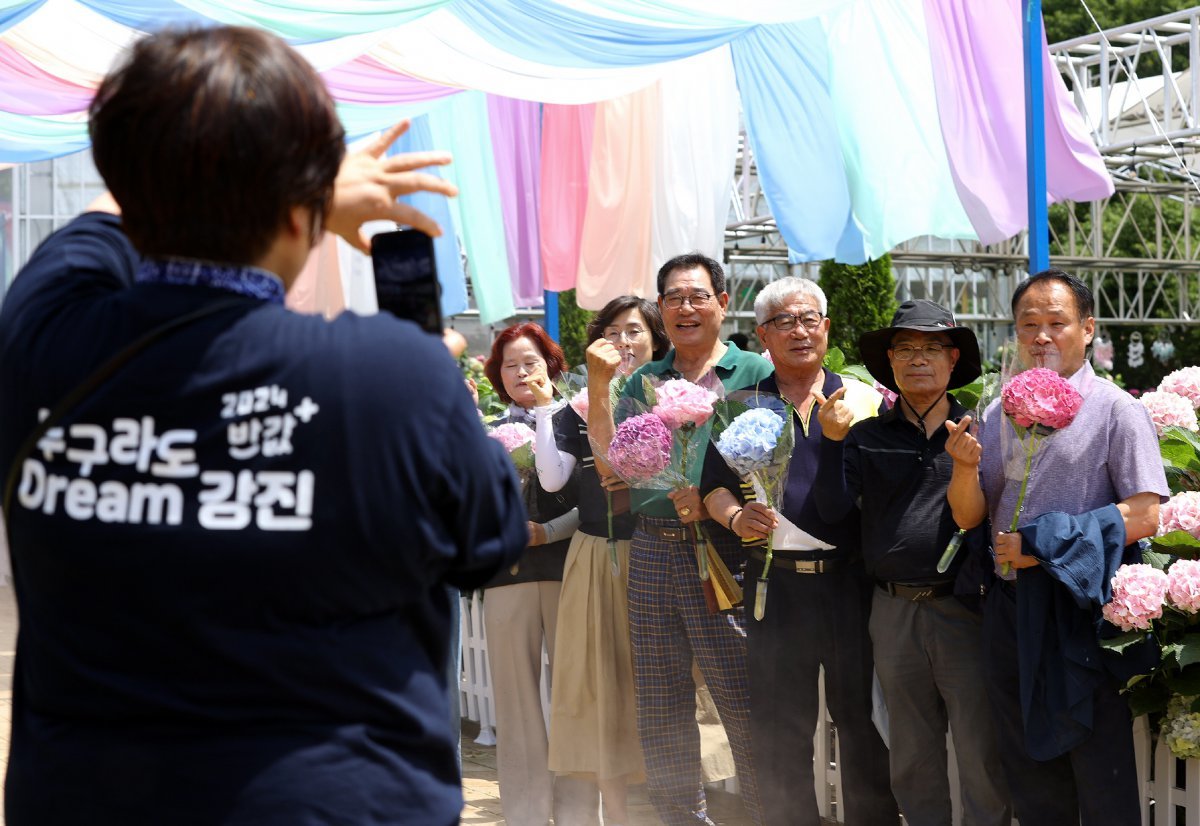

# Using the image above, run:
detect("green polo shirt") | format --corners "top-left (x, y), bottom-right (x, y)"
top-left (622, 341), bottom-right (774, 517)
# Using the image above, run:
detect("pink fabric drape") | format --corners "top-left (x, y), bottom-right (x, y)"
top-left (538, 103), bottom-right (595, 293)
top-left (0, 41), bottom-right (94, 116)
top-left (287, 233), bottom-right (346, 319)
top-left (574, 85), bottom-right (660, 311)
top-left (487, 95), bottom-right (544, 306)
top-left (922, 0), bottom-right (1113, 245)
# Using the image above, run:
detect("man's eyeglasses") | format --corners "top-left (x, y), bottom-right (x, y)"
top-left (765, 312), bottom-right (823, 332)
top-left (891, 343), bottom-right (955, 361)
top-left (662, 291), bottom-right (713, 311)
top-left (605, 328), bottom-right (646, 344)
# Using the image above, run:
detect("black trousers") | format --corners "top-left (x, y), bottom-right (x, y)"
top-left (745, 558), bottom-right (898, 826)
top-left (983, 584), bottom-right (1141, 826)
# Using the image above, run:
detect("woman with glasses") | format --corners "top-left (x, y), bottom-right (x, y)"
top-left (526, 297), bottom-right (668, 826)
top-left (481, 322), bottom-right (586, 825)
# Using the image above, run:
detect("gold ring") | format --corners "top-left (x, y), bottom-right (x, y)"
top-left (680, 506), bottom-right (692, 517)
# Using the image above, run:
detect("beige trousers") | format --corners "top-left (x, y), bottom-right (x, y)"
top-left (484, 581), bottom-right (599, 825)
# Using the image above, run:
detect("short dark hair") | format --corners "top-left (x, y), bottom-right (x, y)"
top-left (484, 322), bottom-right (569, 405)
top-left (89, 27), bottom-right (345, 264)
top-left (1011, 268), bottom-right (1095, 321)
top-left (656, 252), bottom-right (726, 297)
top-left (586, 296), bottom-right (671, 360)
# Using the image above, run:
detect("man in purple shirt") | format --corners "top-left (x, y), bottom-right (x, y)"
top-left (948, 269), bottom-right (1168, 826)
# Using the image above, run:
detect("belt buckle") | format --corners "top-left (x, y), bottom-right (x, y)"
top-left (909, 586), bottom-right (937, 602)
top-left (794, 559), bottom-right (820, 574)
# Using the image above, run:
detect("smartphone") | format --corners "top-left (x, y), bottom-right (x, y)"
top-left (371, 229), bottom-right (442, 335)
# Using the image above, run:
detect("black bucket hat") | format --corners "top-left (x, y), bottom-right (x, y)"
top-left (858, 299), bottom-right (981, 394)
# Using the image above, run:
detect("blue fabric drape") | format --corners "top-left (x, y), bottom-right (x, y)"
top-left (732, 22), bottom-right (863, 264)
top-left (387, 117), bottom-right (468, 319)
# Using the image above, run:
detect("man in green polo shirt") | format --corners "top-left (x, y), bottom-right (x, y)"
top-left (587, 252), bottom-right (771, 826)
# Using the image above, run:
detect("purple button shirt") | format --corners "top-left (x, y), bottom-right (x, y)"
top-left (979, 361), bottom-right (1169, 579)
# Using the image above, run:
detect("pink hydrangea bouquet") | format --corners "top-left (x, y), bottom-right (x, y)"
top-left (489, 422), bottom-right (536, 469)
top-left (651, 378), bottom-right (720, 429)
top-left (1140, 390), bottom-right (1200, 436)
top-left (998, 368), bottom-right (1084, 575)
top-left (607, 413), bottom-right (673, 483)
top-left (1161, 366), bottom-right (1200, 410)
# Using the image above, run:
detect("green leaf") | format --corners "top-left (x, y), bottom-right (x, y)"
top-left (951, 377), bottom-right (984, 411)
top-left (1179, 635), bottom-right (1200, 670)
top-left (1166, 665), bottom-right (1200, 696)
top-left (838, 364), bottom-right (875, 386)
top-left (1101, 630), bottom-right (1150, 654)
top-left (641, 375), bottom-right (658, 408)
top-left (1126, 679), bottom-right (1171, 719)
top-left (1160, 428), bottom-right (1200, 472)
top-left (1151, 531), bottom-right (1200, 558)
top-left (1143, 550), bottom-right (1173, 571)
top-left (822, 347), bottom-right (847, 374)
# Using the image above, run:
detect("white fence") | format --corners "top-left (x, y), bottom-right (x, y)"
top-left (457, 593), bottom-right (1188, 824)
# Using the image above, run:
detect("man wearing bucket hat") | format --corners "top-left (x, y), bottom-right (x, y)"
top-left (815, 299), bottom-right (1012, 826)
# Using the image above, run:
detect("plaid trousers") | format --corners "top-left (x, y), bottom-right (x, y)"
top-left (628, 514), bottom-right (762, 826)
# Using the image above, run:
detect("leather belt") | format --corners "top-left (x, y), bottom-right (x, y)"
top-left (751, 549), bottom-right (843, 574)
top-left (640, 523), bottom-right (688, 541)
top-left (876, 580), bottom-right (955, 601)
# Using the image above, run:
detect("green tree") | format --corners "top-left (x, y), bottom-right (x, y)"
top-left (819, 255), bottom-right (898, 364)
top-left (556, 289), bottom-right (594, 368)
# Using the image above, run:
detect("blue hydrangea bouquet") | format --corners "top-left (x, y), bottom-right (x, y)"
top-left (711, 391), bottom-right (795, 620)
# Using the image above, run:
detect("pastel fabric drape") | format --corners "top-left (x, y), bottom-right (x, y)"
top-left (487, 95), bottom-right (543, 307)
top-left (287, 232), bottom-right (346, 319)
top-left (538, 103), bottom-right (594, 293)
top-left (922, 0), bottom-right (1114, 245)
top-left (368, 10), bottom-right (666, 105)
top-left (574, 83), bottom-right (659, 310)
top-left (169, 0), bottom-right (451, 42)
top-left (389, 116), bottom-right (469, 318)
top-left (732, 21), bottom-right (862, 264)
top-left (649, 44), bottom-right (739, 278)
top-left (0, 0), bottom-right (1117, 292)
top-left (823, 0), bottom-right (974, 259)
top-left (428, 91), bottom-right (515, 324)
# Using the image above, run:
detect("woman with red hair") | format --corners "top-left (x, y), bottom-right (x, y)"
top-left (482, 322), bottom-right (592, 824)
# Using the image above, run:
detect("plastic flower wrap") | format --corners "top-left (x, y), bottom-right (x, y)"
top-left (1140, 390), bottom-right (1200, 435)
top-left (711, 391), bottom-right (794, 620)
top-left (997, 367), bottom-right (1083, 575)
top-left (597, 375), bottom-right (734, 612)
top-left (1102, 564), bottom-right (1169, 632)
top-left (1168, 559), bottom-right (1200, 614)
top-left (1161, 492), bottom-right (1200, 541)
top-left (1160, 366), bottom-right (1200, 410)
top-left (1164, 695), bottom-right (1200, 759)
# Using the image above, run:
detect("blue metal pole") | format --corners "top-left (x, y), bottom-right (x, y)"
top-left (543, 289), bottom-right (560, 341)
top-left (1024, 0), bottom-right (1050, 274)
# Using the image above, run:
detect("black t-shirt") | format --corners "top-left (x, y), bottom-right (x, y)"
top-left (482, 410), bottom-right (577, 587)
top-left (552, 405), bottom-right (634, 540)
top-left (0, 212), bottom-right (527, 825)
top-left (815, 400), bottom-right (976, 582)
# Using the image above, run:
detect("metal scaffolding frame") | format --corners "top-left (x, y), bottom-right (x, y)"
top-left (724, 7), bottom-right (1200, 347)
